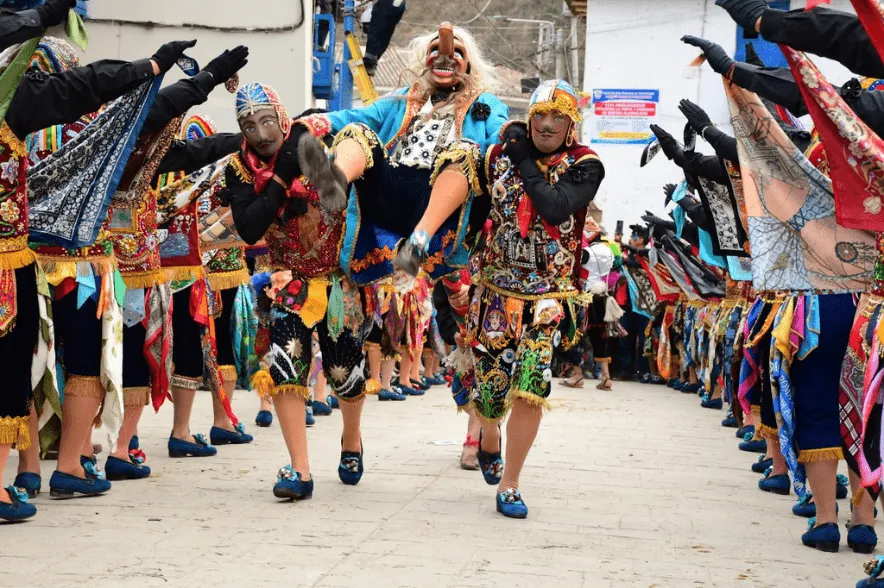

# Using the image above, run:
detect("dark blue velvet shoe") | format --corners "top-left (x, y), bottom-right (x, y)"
top-left (306, 412), bottom-right (315, 427)
top-left (477, 428), bottom-right (504, 486)
top-left (858, 556), bottom-right (884, 587)
top-left (640, 373), bottom-right (653, 384)
top-left (792, 495), bottom-right (838, 518)
top-left (338, 440), bottom-right (364, 486)
top-left (848, 525), bottom-right (878, 554)
top-left (378, 388), bottom-right (406, 401)
top-left (673, 380), bottom-right (686, 391)
top-left (702, 398), bottom-right (723, 409)
top-left (651, 375), bottom-right (665, 385)
top-left (312, 400), bottom-right (333, 415)
top-left (838, 474), bottom-right (850, 500)
top-left (751, 456), bottom-right (773, 474)
top-left (49, 470), bottom-right (111, 498)
top-left (736, 424), bottom-right (755, 439)
top-left (168, 434), bottom-right (217, 458)
top-left (255, 410), bottom-right (273, 427)
top-left (496, 488), bottom-right (528, 519)
top-left (683, 382), bottom-right (701, 394)
top-left (667, 378), bottom-right (677, 388)
top-left (802, 519), bottom-right (840, 552)
top-left (13, 473), bottom-right (41, 499)
top-left (129, 435), bottom-right (139, 451)
top-left (327, 395), bottom-right (339, 409)
top-left (273, 465), bottom-right (313, 500)
top-left (0, 486), bottom-right (36, 521)
top-left (721, 414), bottom-right (738, 428)
top-left (399, 384), bottom-right (425, 396)
top-left (759, 473), bottom-right (791, 495)
top-left (425, 375), bottom-right (447, 386)
top-left (105, 455), bottom-right (151, 480)
top-left (739, 437), bottom-right (767, 454)
top-left (210, 423), bottom-right (254, 445)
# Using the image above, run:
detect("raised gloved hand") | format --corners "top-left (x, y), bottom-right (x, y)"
top-left (204, 46), bottom-right (249, 84)
top-left (273, 126), bottom-right (308, 185)
top-left (681, 35), bottom-right (735, 76)
top-left (641, 213), bottom-right (677, 232)
top-left (649, 125), bottom-right (684, 163)
top-left (715, 0), bottom-right (768, 31)
top-left (679, 99), bottom-right (714, 135)
top-left (663, 183), bottom-right (677, 206)
top-left (504, 132), bottom-right (536, 165)
top-left (501, 122), bottom-right (528, 145)
top-left (151, 39), bottom-right (198, 74)
top-left (36, 0), bottom-right (76, 28)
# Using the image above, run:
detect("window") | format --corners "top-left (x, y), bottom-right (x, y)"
top-left (733, 0), bottom-right (791, 67)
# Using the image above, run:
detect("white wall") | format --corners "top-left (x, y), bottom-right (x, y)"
top-left (67, 0), bottom-right (314, 133)
top-left (581, 0), bottom-right (856, 234)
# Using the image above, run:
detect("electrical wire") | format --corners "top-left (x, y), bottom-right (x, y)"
top-left (459, 0), bottom-right (494, 25)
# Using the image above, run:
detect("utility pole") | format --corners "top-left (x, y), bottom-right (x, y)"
top-left (570, 15), bottom-right (581, 87)
top-left (555, 28), bottom-right (566, 80)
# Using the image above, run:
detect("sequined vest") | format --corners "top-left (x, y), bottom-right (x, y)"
top-left (0, 123), bottom-right (32, 268)
top-left (480, 142), bottom-right (599, 298)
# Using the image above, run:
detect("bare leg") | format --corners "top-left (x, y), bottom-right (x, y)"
top-left (260, 396), bottom-right (273, 413)
top-left (400, 352), bottom-right (413, 389)
top-left (332, 138), bottom-right (367, 183)
top-left (314, 370), bottom-right (327, 400)
top-left (274, 393), bottom-right (310, 479)
top-left (212, 380), bottom-right (237, 431)
top-left (170, 386), bottom-right (196, 442)
top-left (460, 404), bottom-right (481, 469)
top-left (340, 396), bottom-right (364, 453)
top-left (497, 397), bottom-right (543, 492)
top-left (111, 404), bottom-right (145, 461)
top-left (768, 437), bottom-right (788, 476)
top-left (368, 345), bottom-right (381, 382)
top-left (57, 386), bottom-right (101, 478)
top-left (0, 445), bottom-right (11, 502)
top-left (380, 359), bottom-right (394, 390)
top-left (849, 470), bottom-right (876, 527)
top-left (413, 167), bottom-right (469, 239)
top-left (806, 460), bottom-right (838, 526)
top-left (17, 403), bottom-right (40, 475)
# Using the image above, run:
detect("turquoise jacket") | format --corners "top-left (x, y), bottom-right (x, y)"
top-left (325, 86), bottom-right (509, 156)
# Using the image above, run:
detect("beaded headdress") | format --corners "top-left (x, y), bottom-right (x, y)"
top-left (528, 79), bottom-right (583, 145)
top-left (235, 82), bottom-right (290, 133)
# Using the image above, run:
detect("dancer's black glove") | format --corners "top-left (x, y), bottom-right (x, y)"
top-left (204, 46), bottom-right (249, 84)
top-left (663, 183), bottom-right (677, 206)
top-left (36, 0), bottom-right (76, 28)
top-left (681, 36), bottom-right (735, 76)
top-left (715, 0), bottom-right (768, 31)
top-left (501, 122), bottom-right (528, 145)
top-left (273, 126), bottom-right (308, 185)
top-left (649, 125), bottom-right (684, 163)
top-left (151, 39), bottom-right (198, 74)
top-left (679, 99), bottom-right (714, 135)
top-left (504, 133), bottom-right (536, 165)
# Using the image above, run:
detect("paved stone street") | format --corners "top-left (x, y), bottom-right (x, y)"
top-left (3, 381), bottom-right (870, 587)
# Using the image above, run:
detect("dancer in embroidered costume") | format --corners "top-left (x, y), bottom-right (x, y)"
top-left (294, 22), bottom-right (508, 288)
top-left (467, 80), bottom-right (604, 518)
top-left (229, 83), bottom-right (370, 500)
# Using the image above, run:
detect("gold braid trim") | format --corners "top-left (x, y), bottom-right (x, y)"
top-left (797, 447), bottom-right (844, 463)
top-left (122, 270), bottom-right (170, 289)
top-left (123, 386), bottom-right (151, 407)
top-left (208, 269), bottom-right (251, 292)
top-left (510, 389), bottom-right (552, 413)
top-left (218, 365), bottom-right (238, 383)
top-left (364, 378), bottom-right (381, 395)
top-left (271, 384), bottom-right (311, 399)
top-left (0, 416), bottom-right (30, 450)
top-left (64, 375), bottom-right (104, 399)
top-left (0, 244), bottom-right (37, 270)
top-left (229, 154), bottom-right (254, 183)
top-left (429, 142), bottom-right (482, 196)
top-left (479, 278), bottom-right (579, 301)
top-left (331, 123), bottom-right (382, 170)
top-left (251, 370), bottom-right (274, 398)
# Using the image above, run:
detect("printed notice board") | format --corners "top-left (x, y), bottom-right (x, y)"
top-left (590, 89), bottom-right (659, 145)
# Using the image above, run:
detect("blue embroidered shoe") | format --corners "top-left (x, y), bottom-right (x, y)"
top-left (683, 382), bottom-right (701, 394)
top-left (802, 519), bottom-right (840, 552)
top-left (409, 378), bottom-right (430, 391)
top-left (255, 410), bottom-right (273, 427)
top-left (13, 473), bottom-right (41, 499)
top-left (399, 384), bottom-right (425, 396)
top-left (721, 414), bottom-right (738, 428)
top-left (168, 434), bottom-right (217, 458)
top-left (739, 437), bottom-right (767, 453)
top-left (667, 378), bottom-right (678, 388)
top-left (751, 456), bottom-right (773, 474)
top-left (673, 380), bottom-right (685, 391)
top-left (496, 488), bottom-right (528, 519)
top-left (758, 473), bottom-right (791, 495)
top-left (0, 486), bottom-right (36, 521)
top-left (736, 424), bottom-right (755, 439)
top-left (425, 374), bottom-right (447, 386)
top-left (849, 525), bottom-right (878, 554)
top-left (326, 395), bottom-right (339, 409)
top-left (312, 399), bottom-right (333, 416)
top-left (49, 470), bottom-right (111, 498)
top-left (129, 435), bottom-right (139, 451)
top-left (105, 455), bottom-right (151, 480)
top-left (640, 373), bottom-right (652, 384)
top-left (210, 424), bottom-right (254, 445)
top-left (306, 412), bottom-right (315, 427)
top-left (858, 556), bottom-right (884, 587)
top-left (273, 465), bottom-right (313, 500)
top-left (838, 474), bottom-right (850, 500)
top-left (338, 440), bottom-right (364, 486)
top-left (477, 429), bottom-right (504, 486)
top-left (702, 398), bottom-right (723, 409)
top-left (651, 375), bottom-right (666, 385)
top-left (378, 388), bottom-right (406, 401)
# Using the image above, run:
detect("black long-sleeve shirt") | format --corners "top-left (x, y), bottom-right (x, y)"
top-left (760, 7), bottom-right (884, 78)
top-left (730, 63), bottom-right (884, 139)
top-left (516, 157), bottom-right (605, 226)
top-left (0, 8), bottom-right (41, 51)
top-left (679, 151), bottom-right (729, 185)
top-left (6, 58), bottom-right (155, 139)
top-left (227, 165), bottom-right (289, 245)
top-left (156, 133), bottom-right (242, 176)
top-left (142, 71), bottom-right (215, 135)
top-left (700, 126), bottom-right (738, 164)
top-left (432, 281), bottom-right (458, 346)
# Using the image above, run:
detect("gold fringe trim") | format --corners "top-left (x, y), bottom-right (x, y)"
top-left (332, 122), bottom-right (382, 169)
top-left (456, 399), bottom-right (476, 415)
top-left (364, 378), bottom-right (381, 395)
top-left (0, 415), bottom-right (30, 450)
top-left (429, 141), bottom-right (482, 196)
top-left (271, 384), bottom-right (311, 400)
top-left (64, 375), bottom-right (104, 399)
top-left (594, 357), bottom-right (612, 364)
top-left (364, 341), bottom-right (380, 352)
top-left (218, 365), bottom-right (238, 383)
top-left (750, 405), bottom-right (761, 417)
top-left (122, 270), bottom-right (169, 289)
top-left (251, 370), bottom-right (274, 398)
top-left (38, 255), bottom-right (116, 287)
top-left (758, 424), bottom-right (779, 440)
top-left (0, 246), bottom-right (37, 270)
top-left (336, 391), bottom-right (366, 404)
top-left (208, 269), bottom-right (250, 292)
top-left (123, 386), bottom-right (150, 407)
top-left (510, 389), bottom-right (551, 413)
top-left (797, 447), bottom-right (844, 464)
top-left (479, 278), bottom-right (579, 301)
top-left (164, 265), bottom-right (205, 283)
